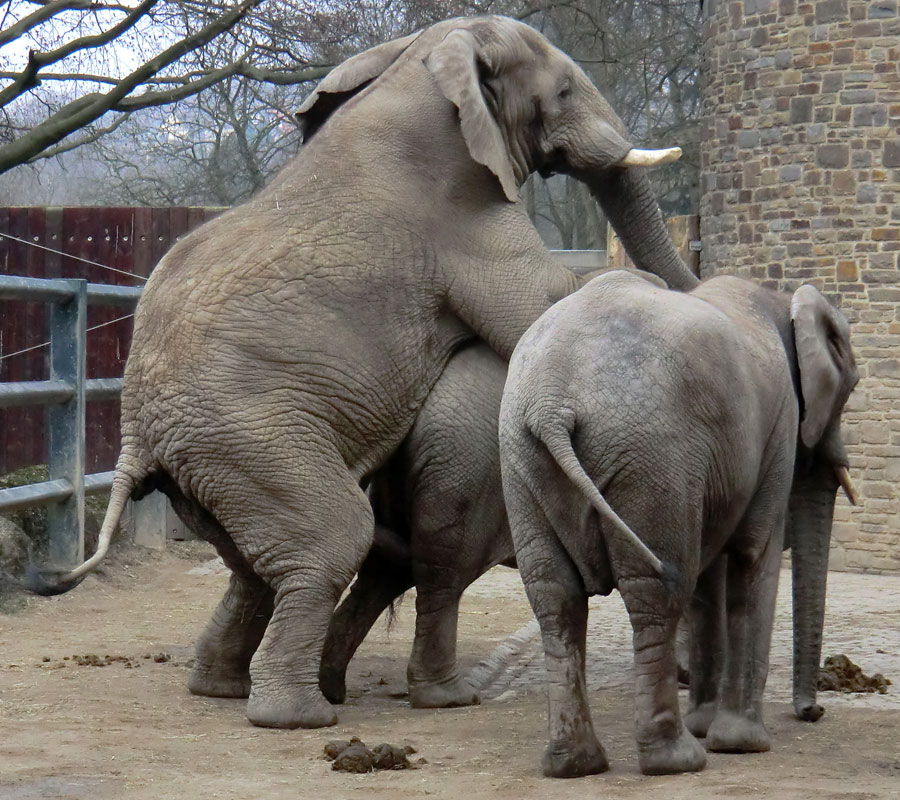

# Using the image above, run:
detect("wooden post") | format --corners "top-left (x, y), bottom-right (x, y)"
top-left (125, 492), bottom-right (192, 550)
top-left (606, 215), bottom-right (701, 277)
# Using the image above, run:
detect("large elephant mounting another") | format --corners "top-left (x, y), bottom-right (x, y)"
top-left (33, 16), bottom-right (696, 730)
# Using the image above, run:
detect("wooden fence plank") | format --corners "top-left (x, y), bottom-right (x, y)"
top-left (0, 206), bottom-right (214, 474)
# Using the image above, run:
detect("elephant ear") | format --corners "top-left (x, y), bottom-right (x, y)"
top-left (790, 284), bottom-right (855, 449)
top-left (424, 29), bottom-right (518, 202)
top-left (296, 31), bottom-right (423, 141)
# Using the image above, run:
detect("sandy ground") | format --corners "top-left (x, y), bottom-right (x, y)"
top-left (1, 541), bottom-right (898, 800)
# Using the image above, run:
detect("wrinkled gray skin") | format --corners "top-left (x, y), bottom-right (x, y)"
top-left (319, 269), bottom-right (667, 709)
top-left (42, 16), bottom-right (697, 730)
top-left (322, 341), bottom-right (513, 709)
top-left (499, 272), bottom-right (858, 778)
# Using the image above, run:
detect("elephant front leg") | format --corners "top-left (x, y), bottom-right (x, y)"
top-left (705, 529), bottom-right (783, 754)
top-left (620, 576), bottom-right (707, 776)
top-left (188, 571), bottom-right (273, 698)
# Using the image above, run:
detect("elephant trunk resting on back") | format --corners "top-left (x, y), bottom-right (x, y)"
top-left (33, 15), bottom-right (697, 730)
top-left (499, 272), bottom-right (858, 778)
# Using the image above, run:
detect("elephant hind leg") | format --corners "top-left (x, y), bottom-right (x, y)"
top-left (610, 494), bottom-right (706, 776)
top-left (209, 446), bottom-right (376, 730)
top-left (504, 467), bottom-right (608, 779)
top-left (405, 515), bottom-right (501, 709)
top-left (407, 589), bottom-right (478, 708)
top-left (705, 493), bottom-right (786, 754)
top-left (157, 477), bottom-right (271, 698)
top-left (320, 528), bottom-right (414, 704)
top-left (618, 572), bottom-right (706, 775)
top-left (189, 572), bottom-right (273, 699)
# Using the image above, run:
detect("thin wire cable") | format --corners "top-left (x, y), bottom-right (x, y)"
top-left (0, 313), bottom-right (136, 363)
top-left (0, 232), bottom-right (148, 283)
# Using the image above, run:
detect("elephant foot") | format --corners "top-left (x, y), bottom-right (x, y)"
top-left (408, 676), bottom-right (480, 709)
top-left (541, 736), bottom-right (610, 779)
top-left (246, 685), bottom-right (338, 729)
top-left (188, 664), bottom-right (252, 699)
top-left (683, 701), bottom-right (717, 738)
top-left (638, 729), bottom-right (707, 775)
top-left (706, 712), bottom-right (771, 753)
top-left (794, 699), bottom-right (824, 722)
top-left (318, 664), bottom-right (348, 705)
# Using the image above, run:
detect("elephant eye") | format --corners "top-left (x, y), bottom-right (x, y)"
top-left (558, 80), bottom-right (572, 100)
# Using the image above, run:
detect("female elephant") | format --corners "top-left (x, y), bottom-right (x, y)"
top-left (498, 272), bottom-right (858, 778)
top-left (320, 340), bottom-right (514, 709)
top-left (321, 269), bottom-right (668, 709)
top-left (37, 16), bottom-right (696, 730)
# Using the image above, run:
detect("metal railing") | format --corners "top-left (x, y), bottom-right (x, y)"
top-left (0, 275), bottom-right (142, 571)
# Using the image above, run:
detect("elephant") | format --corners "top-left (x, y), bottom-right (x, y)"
top-left (498, 271), bottom-right (858, 778)
top-left (35, 15), bottom-right (698, 730)
top-left (319, 339), bottom-right (513, 709)
top-left (320, 269), bottom-right (670, 709)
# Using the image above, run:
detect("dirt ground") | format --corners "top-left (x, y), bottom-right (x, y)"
top-left (1, 541), bottom-right (899, 800)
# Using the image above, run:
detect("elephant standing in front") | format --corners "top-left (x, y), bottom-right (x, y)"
top-left (38, 16), bottom-right (697, 730)
top-left (499, 272), bottom-right (858, 778)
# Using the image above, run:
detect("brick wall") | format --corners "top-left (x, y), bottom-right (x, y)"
top-left (699, 0), bottom-right (900, 572)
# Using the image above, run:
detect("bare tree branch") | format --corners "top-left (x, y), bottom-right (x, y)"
top-left (0, 71), bottom-right (121, 84)
top-left (28, 110), bottom-right (129, 161)
top-left (0, 0), bottom-right (159, 108)
top-left (0, 0), bottom-right (95, 49)
top-left (113, 61), bottom-right (330, 110)
top-left (0, 0), bottom-right (265, 174)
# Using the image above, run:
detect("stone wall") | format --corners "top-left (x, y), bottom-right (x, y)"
top-left (699, 0), bottom-right (900, 572)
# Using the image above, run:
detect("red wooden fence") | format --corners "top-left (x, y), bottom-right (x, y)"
top-left (0, 207), bottom-right (223, 475)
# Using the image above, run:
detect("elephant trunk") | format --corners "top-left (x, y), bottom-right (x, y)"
top-left (585, 166), bottom-right (699, 293)
top-left (788, 463), bottom-right (839, 722)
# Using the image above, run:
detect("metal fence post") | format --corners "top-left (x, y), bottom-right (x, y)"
top-left (46, 279), bottom-right (87, 569)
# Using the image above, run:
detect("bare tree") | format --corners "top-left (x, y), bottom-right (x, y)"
top-left (1, 0), bottom-right (700, 232)
top-left (1, 0), bottom-right (517, 202)
top-left (0, 0), bottom-right (333, 174)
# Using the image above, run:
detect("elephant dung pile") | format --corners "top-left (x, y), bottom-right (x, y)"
top-left (324, 737), bottom-right (422, 773)
top-left (818, 654), bottom-right (891, 694)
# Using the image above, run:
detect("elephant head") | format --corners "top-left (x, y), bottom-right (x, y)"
top-left (786, 285), bottom-right (859, 722)
top-left (296, 16), bottom-right (698, 292)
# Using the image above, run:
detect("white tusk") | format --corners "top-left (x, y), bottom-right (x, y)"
top-left (620, 147), bottom-right (683, 167)
top-left (834, 465), bottom-right (859, 506)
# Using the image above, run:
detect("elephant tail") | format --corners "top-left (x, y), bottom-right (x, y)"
top-left (535, 421), bottom-right (665, 577)
top-left (27, 446), bottom-right (153, 596)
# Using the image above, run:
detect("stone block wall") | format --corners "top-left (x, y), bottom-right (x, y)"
top-left (699, 0), bottom-right (900, 572)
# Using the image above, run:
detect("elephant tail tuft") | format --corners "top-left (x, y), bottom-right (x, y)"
top-left (531, 416), bottom-right (665, 577)
top-left (27, 445), bottom-right (155, 596)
